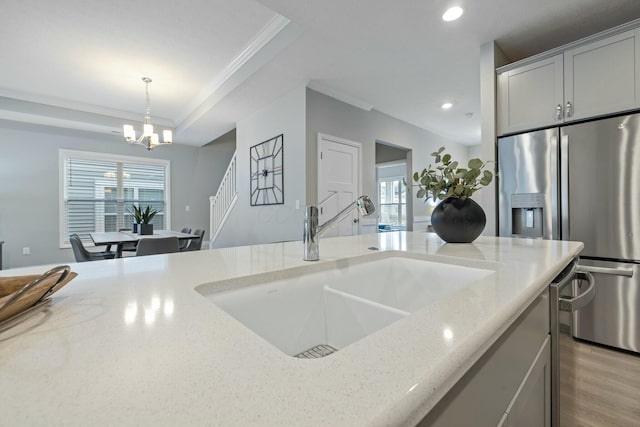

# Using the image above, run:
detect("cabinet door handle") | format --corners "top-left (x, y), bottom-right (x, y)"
top-left (555, 104), bottom-right (563, 120)
top-left (565, 101), bottom-right (573, 118)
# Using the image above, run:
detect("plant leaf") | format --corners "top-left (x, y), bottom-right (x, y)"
top-left (468, 158), bottom-right (483, 169)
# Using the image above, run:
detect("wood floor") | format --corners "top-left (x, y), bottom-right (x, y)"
top-left (560, 333), bottom-right (640, 426)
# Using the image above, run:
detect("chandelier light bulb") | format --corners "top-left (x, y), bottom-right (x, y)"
top-left (143, 123), bottom-right (153, 137)
top-left (163, 129), bottom-right (173, 143)
top-left (123, 125), bottom-right (135, 141)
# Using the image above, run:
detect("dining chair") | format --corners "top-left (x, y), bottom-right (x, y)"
top-left (135, 237), bottom-right (180, 257)
top-left (70, 234), bottom-right (116, 262)
top-left (178, 227), bottom-right (192, 251)
top-left (182, 229), bottom-right (205, 252)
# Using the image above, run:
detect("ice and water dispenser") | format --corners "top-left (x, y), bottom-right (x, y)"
top-left (509, 193), bottom-right (545, 238)
top-left (498, 129), bottom-right (559, 240)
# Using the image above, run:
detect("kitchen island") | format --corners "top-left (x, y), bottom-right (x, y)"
top-left (0, 232), bottom-right (582, 426)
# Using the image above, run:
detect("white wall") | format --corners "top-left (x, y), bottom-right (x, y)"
top-left (306, 89), bottom-right (471, 229)
top-left (467, 144), bottom-right (482, 159)
top-left (0, 120), bottom-right (234, 269)
top-left (213, 85), bottom-right (306, 248)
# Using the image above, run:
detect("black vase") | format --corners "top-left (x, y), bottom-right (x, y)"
top-left (139, 223), bottom-right (154, 235)
top-left (430, 197), bottom-right (486, 243)
top-left (132, 223), bottom-right (139, 233)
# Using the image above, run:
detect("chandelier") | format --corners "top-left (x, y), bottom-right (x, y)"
top-left (123, 77), bottom-right (172, 150)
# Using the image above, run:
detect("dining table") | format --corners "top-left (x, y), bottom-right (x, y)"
top-left (90, 230), bottom-right (199, 258)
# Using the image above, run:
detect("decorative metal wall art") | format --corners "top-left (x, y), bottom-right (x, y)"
top-left (250, 134), bottom-right (284, 206)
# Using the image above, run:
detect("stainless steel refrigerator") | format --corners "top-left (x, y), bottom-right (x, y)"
top-left (498, 113), bottom-right (640, 354)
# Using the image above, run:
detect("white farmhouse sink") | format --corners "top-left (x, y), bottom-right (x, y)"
top-left (198, 254), bottom-right (494, 358)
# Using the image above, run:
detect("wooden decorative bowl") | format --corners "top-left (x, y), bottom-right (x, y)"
top-left (0, 265), bottom-right (77, 324)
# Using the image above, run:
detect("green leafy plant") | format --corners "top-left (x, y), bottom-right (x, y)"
top-left (412, 147), bottom-right (494, 202)
top-left (128, 205), bottom-right (143, 224)
top-left (128, 205), bottom-right (158, 224)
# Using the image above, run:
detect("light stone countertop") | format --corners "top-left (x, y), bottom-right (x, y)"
top-left (0, 232), bottom-right (583, 426)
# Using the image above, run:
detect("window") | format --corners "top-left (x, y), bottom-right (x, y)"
top-left (60, 150), bottom-right (170, 247)
top-left (378, 177), bottom-right (406, 229)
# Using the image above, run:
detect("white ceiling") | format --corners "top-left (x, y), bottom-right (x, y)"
top-left (2, 0), bottom-right (640, 146)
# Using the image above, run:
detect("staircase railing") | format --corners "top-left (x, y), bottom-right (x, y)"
top-left (209, 151), bottom-right (237, 245)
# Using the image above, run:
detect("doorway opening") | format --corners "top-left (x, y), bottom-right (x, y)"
top-left (375, 141), bottom-right (412, 232)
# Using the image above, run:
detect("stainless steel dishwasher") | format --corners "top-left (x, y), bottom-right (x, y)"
top-left (549, 258), bottom-right (633, 426)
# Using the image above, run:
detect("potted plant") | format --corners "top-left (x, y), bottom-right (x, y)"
top-left (411, 147), bottom-right (493, 243)
top-left (128, 205), bottom-right (144, 233)
top-left (129, 205), bottom-right (158, 235)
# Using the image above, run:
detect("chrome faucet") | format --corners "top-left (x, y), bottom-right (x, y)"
top-left (303, 195), bottom-right (376, 261)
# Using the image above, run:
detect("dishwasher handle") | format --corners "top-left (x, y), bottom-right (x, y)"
top-left (551, 259), bottom-right (578, 292)
top-left (577, 264), bottom-right (633, 277)
top-left (559, 271), bottom-right (595, 312)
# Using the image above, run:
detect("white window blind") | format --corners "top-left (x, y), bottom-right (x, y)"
top-left (60, 150), bottom-right (170, 247)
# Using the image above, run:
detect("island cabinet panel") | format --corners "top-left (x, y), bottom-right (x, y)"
top-left (418, 291), bottom-right (550, 427)
top-left (497, 27), bottom-right (640, 136)
top-left (564, 30), bottom-right (639, 122)
top-left (501, 336), bottom-right (550, 427)
top-left (498, 54), bottom-right (564, 135)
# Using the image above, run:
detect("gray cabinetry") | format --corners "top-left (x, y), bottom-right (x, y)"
top-left (498, 55), bottom-right (563, 134)
top-left (498, 28), bottom-right (639, 136)
top-left (564, 30), bottom-right (639, 121)
top-left (501, 337), bottom-right (551, 427)
top-left (419, 291), bottom-right (550, 426)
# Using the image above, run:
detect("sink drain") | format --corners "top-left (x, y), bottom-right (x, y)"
top-left (294, 344), bottom-right (338, 359)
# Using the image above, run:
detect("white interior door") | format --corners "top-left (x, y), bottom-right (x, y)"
top-left (318, 134), bottom-right (360, 237)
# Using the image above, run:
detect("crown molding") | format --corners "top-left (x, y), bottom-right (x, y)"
top-left (307, 81), bottom-right (374, 111)
top-left (0, 109), bottom-right (122, 135)
top-left (0, 88), bottom-right (175, 127)
top-left (176, 14), bottom-right (292, 128)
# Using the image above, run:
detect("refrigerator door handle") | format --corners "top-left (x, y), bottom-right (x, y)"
top-left (577, 265), bottom-right (634, 277)
top-left (559, 271), bottom-right (595, 311)
top-left (560, 134), bottom-right (569, 240)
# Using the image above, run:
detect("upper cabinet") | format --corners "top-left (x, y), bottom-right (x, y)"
top-left (498, 54), bottom-right (564, 134)
top-left (498, 28), bottom-right (640, 136)
top-left (565, 31), bottom-right (638, 121)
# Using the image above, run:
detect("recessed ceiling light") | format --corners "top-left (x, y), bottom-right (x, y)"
top-left (442, 6), bottom-right (463, 22)
top-left (441, 102), bottom-right (453, 110)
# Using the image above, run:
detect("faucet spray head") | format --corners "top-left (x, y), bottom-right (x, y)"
top-left (356, 195), bottom-right (376, 216)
